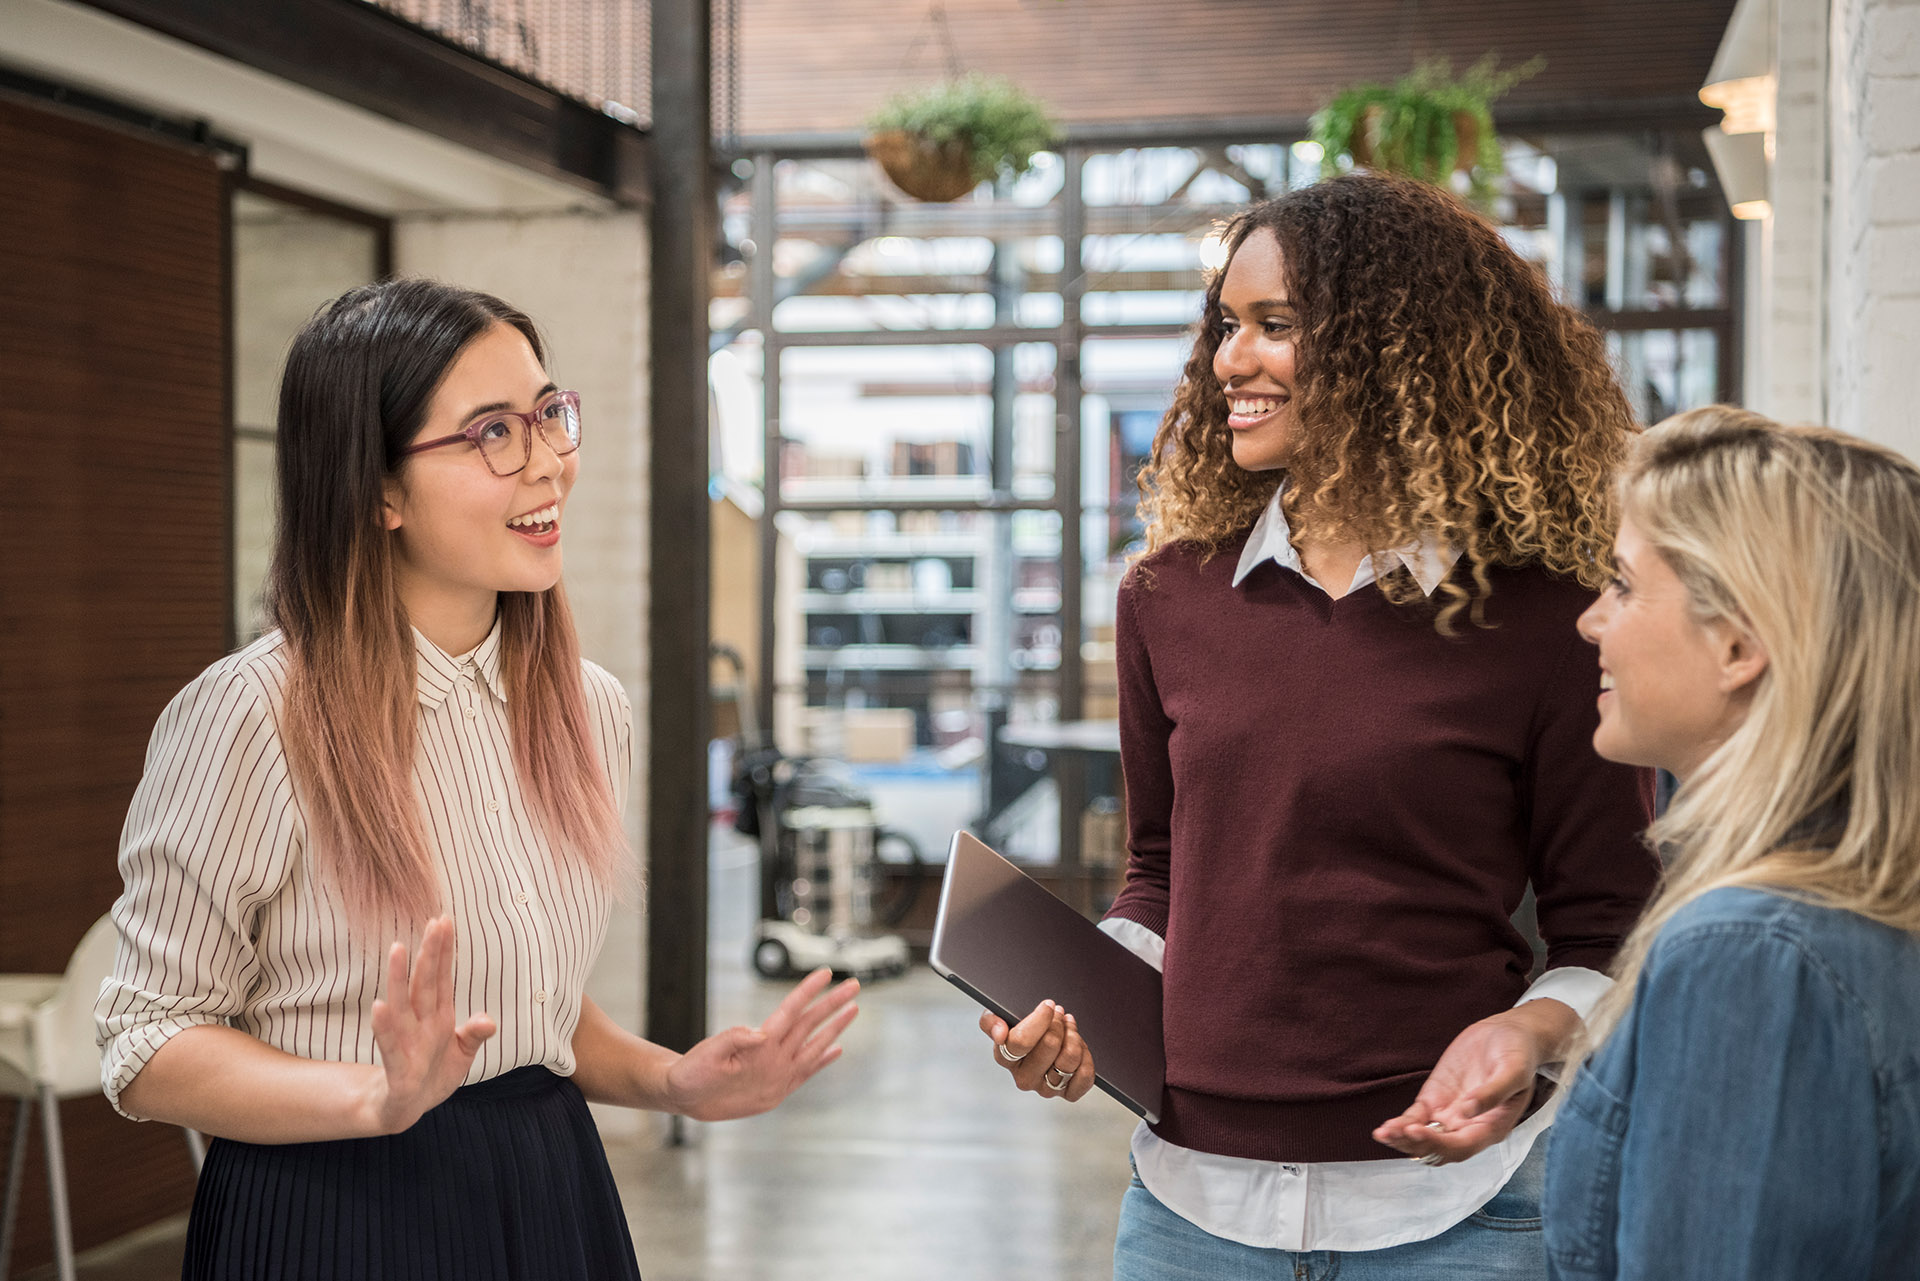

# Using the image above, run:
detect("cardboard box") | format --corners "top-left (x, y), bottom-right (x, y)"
top-left (840, 707), bottom-right (915, 762)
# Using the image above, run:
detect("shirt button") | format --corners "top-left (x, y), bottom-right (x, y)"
top-left (534, 989), bottom-right (548, 1003)
top-left (1281, 1165), bottom-right (1301, 1176)
top-left (515, 891), bottom-right (529, 905)
top-left (465, 707), bottom-right (477, 721)
top-left (486, 799), bottom-right (500, 813)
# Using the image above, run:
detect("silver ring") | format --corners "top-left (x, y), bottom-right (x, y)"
top-left (998, 1043), bottom-right (1027, 1064)
top-left (1417, 1153), bottom-right (1446, 1167)
top-left (1044, 1067), bottom-right (1072, 1089)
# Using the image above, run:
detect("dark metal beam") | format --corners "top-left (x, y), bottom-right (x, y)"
top-left (1054, 146), bottom-right (1088, 909)
top-left (725, 97), bottom-right (1724, 160)
top-left (775, 498), bottom-right (1060, 515)
top-left (751, 151), bottom-right (781, 743)
top-left (770, 322), bottom-right (1189, 349)
top-left (646, 0), bottom-right (712, 1073)
top-left (75, 0), bottom-right (650, 205)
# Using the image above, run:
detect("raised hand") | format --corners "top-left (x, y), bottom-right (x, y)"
top-left (980, 1000), bottom-right (1098, 1102)
top-left (367, 916), bottom-right (497, 1135)
top-left (1372, 998), bottom-right (1579, 1165)
top-left (665, 968), bottom-right (860, 1121)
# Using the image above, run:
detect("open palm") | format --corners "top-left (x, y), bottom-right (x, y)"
top-left (666, 968), bottom-right (859, 1121)
top-left (368, 916), bottom-right (497, 1135)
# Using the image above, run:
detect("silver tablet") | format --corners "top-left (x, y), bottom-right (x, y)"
top-left (930, 831), bottom-right (1165, 1123)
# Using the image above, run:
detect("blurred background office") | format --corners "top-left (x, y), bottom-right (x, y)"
top-left (1, 0), bottom-right (1913, 1276)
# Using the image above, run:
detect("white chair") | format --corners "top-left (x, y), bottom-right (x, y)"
top-left (0, 915), bottom-right (203, 1281)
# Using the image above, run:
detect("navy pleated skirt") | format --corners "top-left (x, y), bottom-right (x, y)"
top-left (183, 1066), bottom-right (642, 1280)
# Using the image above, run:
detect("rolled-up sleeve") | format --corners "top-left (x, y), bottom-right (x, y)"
top-left (96, 666), bottom-right (297, 1118)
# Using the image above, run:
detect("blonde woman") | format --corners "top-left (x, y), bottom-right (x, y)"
top-left (97, 279), bottom-right (858, 1279)
top-left (1551, 407), bottom-right (1920, 1278)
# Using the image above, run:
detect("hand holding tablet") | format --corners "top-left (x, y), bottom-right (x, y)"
top-left (933, 832), bottom-right (1165, 1121)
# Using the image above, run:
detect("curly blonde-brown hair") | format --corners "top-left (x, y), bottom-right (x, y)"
top-left (1140, 173), bottom-right (1636, 628)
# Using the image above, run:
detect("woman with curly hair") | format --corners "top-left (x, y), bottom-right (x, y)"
top-left (978, 174), bottom-right (1659, 1278)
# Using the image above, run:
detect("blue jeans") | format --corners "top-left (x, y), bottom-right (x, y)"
top-left (1114, 1140), bottom-right (1546, 1281)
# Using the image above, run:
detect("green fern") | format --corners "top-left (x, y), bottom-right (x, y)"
top-left (1309, 55), bottom-right (1542, 202)
top-left (868, 74), bottom-right (1057, 185)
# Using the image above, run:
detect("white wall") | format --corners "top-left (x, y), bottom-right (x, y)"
top-left (1763, 0), bottom-right (1832, 422)
top-left (1825, 0), bottom-right (1920, 455)
top-left (394, 210), bottom-right (655, 1136)
top-left (230, 200), bottom-right (384, 639)
top-left (1754, 0), bottom-right (1920, 456)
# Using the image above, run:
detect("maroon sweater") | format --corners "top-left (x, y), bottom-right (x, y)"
top-left (1106, 535), bottom-right (1658, 1163)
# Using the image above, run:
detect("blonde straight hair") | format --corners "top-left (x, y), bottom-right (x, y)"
top-left (268, 280), bottom-right (626, 929)
top-left (1580, 406), bottom-right (1920, 1053)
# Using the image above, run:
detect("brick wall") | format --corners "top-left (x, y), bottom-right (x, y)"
top-left (1825, 0), bottom-right (1920, 454)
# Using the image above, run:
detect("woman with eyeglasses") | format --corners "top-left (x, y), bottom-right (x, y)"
top-left (979, 175), bottom-right (1660, 1278)
top-left (96, 278), bottom-right (859, 1280)
top-left (1547, 408), bottom-right (1920, 1278)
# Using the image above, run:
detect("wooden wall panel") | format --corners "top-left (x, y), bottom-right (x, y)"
top-left (735, 0), bottom-right (1739, 135)
top-left (0, 94), bottom-right (228, 1270)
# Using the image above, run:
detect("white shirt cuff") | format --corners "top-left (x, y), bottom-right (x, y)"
top-left (1100, 917), bottom-right (1165, 973)
top-left (1515, 965), bottom-right (1612, 1083)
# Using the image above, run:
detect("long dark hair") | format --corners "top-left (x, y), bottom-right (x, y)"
top-left (1139, 174), bottom-right (1635, 628)
top-left (267, 278), bottom-right (623, 926)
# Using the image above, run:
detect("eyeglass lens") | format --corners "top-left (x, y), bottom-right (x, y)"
top-left (476, 399), bottom-right (581, 475)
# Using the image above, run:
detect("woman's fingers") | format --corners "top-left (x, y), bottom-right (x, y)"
top-left (1011, 1006), bottom-right (1070, 1091)
top-left (453, 1013), bottom-right (498, 1055)
top-left (984, 1001), bottom-right (1090, 1101)
top-left (415, 918), bottom-right (449, 1022)
top-left (802, 999), bottom-right (860, 1064)
top-left (761, 967), bottom-right (834, 1043)
top-left (1001, 1001), bottom-right (1055, 1060)
top-left (383, 940), bottom-right (413, 1024)
top-left (1062, 1014), bottom-right (1098, 1102)
top-left (790, 976), bottom-right (861, 1043)
top-left (1036, 1011), bottom-right (1090, 1099)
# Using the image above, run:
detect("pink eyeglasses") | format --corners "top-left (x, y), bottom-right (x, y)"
top-left (401, 390), bottom-right (582, 477)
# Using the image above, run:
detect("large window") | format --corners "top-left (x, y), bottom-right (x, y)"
top-left (713, 129), bottom-right (1739, 905)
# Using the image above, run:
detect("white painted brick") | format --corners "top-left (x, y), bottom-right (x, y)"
top-left (1854, 296), bottom-right (1920, 455)
top-left (1866, 153), bottom-right (1920, 223)
top-left (1866, 223), bottom-right (1920, 293)
top-left (1868, 4), bottom-right (1920, 73)
top-left (1867, 75), bottom-right (1920, 155)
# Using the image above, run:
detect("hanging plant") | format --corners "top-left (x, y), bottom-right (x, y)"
top-left (864, 74), bottom-right (1056, 202)
top-left (1309, 55), bottom-right (1543, 202)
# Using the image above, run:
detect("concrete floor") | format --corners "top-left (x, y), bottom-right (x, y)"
top-left (28, 831), bottom-right (1137, 1280)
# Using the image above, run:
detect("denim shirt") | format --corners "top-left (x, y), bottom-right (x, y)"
top-left (1544, 886), bottom-right (1920, 1279)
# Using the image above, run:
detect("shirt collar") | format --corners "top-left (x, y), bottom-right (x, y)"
top-left (413, 616), bottom-right (507, 709)
top-left (1232, 486), bottom-right (1459, 598)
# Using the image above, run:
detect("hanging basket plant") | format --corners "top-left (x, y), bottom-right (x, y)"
top-left (1309, 55), bottom-right (1543, 202)
top-left (864, 74), bottom-right (1056, 202)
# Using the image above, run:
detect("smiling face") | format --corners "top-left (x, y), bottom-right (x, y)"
top-left (1576, 516), bottom-right (1765, 781)
top-left (1212, 228), bottom-right (1300, 472)
top-left (383, 321), bottom-right (579, 649)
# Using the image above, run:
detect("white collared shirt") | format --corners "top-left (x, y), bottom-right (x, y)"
top-left (97, 622), bottom-right (631, 1118)
top-left (1101, 486), bottom-right (1612, 1251)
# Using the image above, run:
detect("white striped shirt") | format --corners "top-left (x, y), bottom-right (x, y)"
top-left (96, 621), bottom-right (631, 1119)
